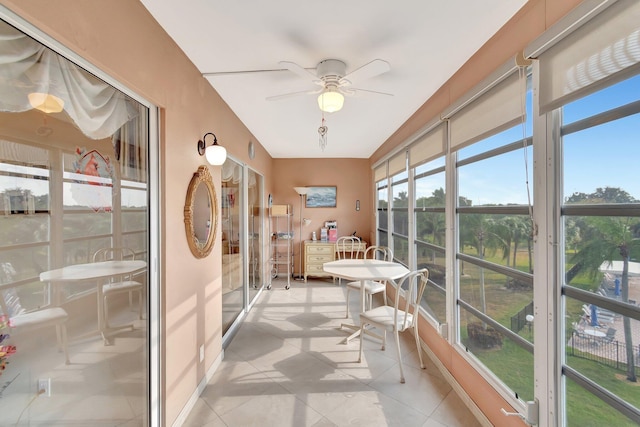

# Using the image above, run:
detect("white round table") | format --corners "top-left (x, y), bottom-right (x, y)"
top-left (40, 260), bottom-right (146, 344)
top-left (40, 260), bottom-right (146, 282)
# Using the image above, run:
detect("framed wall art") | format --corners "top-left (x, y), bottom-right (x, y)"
top-left (305, 186), bottom-right (337, 208)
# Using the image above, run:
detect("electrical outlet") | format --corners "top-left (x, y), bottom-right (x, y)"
top-left (38, 378), bottom-right (51, 397)
top-left (199, 345), bottom-right (204, 363)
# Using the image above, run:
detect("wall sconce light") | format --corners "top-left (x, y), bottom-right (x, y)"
top-left (197, 132), bottom-right (227, 165)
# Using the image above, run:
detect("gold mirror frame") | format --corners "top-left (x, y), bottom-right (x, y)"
top-left (184, 165), bottom-right (218, 258)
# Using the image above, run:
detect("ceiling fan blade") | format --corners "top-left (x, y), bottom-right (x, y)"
top-left (279, 61), bottom-right (322, 85)
top-left (340, 59), bottom-right (390, 86)
top-left (342, 87), bottom-right (394, 97)
top-left (266, 87), bottom-right (322, 101)
top-left (203, 68), bottom-right (284, 77)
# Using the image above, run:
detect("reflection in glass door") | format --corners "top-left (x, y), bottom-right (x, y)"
top-left (220, 159), bottom-right (265, 338)
top-left (0, 18), bottom-right (150, 425)
top-left (247, 169), bottom-right (263, 304)
top-left (221, 158), bottom-right (243, 334)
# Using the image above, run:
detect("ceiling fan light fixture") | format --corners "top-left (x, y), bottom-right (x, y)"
top-left (317, 90), bottom-right (344, 113)
top-left (28, 92), bottom-right (64, 114)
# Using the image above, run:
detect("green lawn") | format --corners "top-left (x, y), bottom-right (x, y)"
top-left (566, 356), bottom-right (640, 426)
top-left (452, 249), bottom-right (638, 423)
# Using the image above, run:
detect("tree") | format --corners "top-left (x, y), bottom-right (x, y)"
top-left (416, 189), bottom-right (446, 262)
top-left (495, 215), bottom-right (533, 272)
top-left (570, 216), bottom-right (640, 382)
top-left (392, 190), bottom-right (409, 236)
top-left (566, 187), bottom-right (636, 204)
top-left (566, 187), bottom-right (640, 382)
top-left (459, 214), bottom-right (505, 316)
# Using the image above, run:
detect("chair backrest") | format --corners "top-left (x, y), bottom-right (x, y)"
top-left (93, 248), bottom-right (137, 282)
top-left (335, 236), bottom-right (362, 260)
top-left (606, 327), bottom-right (616, 338)
top-left (364, 245), bottom-right (392, 262)
top-left (391, 268), bottom-right (429, 331)
top-left (93, 247), bottom-right (136, 262)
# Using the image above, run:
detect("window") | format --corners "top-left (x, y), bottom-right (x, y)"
top-left (560, 74), bottom-right (640, 427)
top-left (375, 172), bottom-right (389, 249)
top-left (370, 2), bottom-right (640, 424)
top-left (454, 69), bottom-right (535, 402)
top-left (414, 157), bottom-right (446, 322)
top-left (391, 168), bottom-right (409, 266)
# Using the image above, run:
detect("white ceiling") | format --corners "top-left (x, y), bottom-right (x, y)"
top-left (140, 0), bottom-right (527, 159)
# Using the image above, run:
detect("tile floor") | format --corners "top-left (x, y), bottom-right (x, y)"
top-left (0, 301), bottom-right (147, 426)
top-left (183, 278), bottom-right (483, 427)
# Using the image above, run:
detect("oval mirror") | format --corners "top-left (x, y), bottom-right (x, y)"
top-left (184, 165), bottom-right (218, 258)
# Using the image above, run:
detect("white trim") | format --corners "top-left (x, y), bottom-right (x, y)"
top-left (148, 106), bottom-right (162, 427)
top-left (444, 121), bottom-right (456, 346)
top-left (171, 350), bottom-right (224, 427)
top-left (531, 57), bottom-right (555, 426)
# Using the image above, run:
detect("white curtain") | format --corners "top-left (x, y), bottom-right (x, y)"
top-left (449, 70), bottom-right (524, 151)
top-left (112, 104), bottom-right (147, 181)
top-left (373, 164), bottom-right (386, 183)
top-left (0, 21), bottom-right (138, 140)
top-left (409, 124), bottom-right (445, 168)
top-left (388, 151), bottom-right (407, 177)
top-left (538, 0), bottom-right (640, 113)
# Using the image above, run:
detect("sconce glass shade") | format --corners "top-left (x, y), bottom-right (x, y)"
top-left (294, 186), bottom-right (309, 196)
top-left (28, 92), bottom-right (64, 113)
top-left (317, 90), bottom-right (344, 113)
top-left (198, 132), bottom-right (227, 165)
top-left (205, 144), bottom-right (227, 165)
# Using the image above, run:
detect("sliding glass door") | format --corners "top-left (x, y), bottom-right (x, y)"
top-left (221, 158), bottom-right (264, 338)
top-left (0, 18), bottom-right (151, 425)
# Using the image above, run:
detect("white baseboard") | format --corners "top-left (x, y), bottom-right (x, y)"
top-left (420, 341), bottom-right (492, 427)
top-left (172, 349), bottom-right (224, 427)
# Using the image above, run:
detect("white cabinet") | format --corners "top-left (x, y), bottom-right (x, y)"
top-left (304, 240), bottom-right (367, 282)
top-left (304, 241), bottom-right (334, 282)
top-left (269, 205), bottom-right (293, 290)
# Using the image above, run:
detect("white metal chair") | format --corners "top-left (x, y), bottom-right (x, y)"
top-left (335, 235), bottom-right (362, 260)
top-left (358, 268), bottom-right (429, 383)
top-left (334, 236), bottom-right (362, 284)
top-left (345, 246), bottom-right (392, 318)
top-left (93, 248), bottom-right (143, 329)
top-left (0, 283), bottom-right (70, 365)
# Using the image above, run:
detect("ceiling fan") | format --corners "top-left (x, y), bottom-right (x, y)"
top-left (266, 59), bottom-right (392, 112)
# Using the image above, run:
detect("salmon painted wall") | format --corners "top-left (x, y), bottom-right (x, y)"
top-left (0, 0), bottom-right (273, 424)
top-left (272, 158), bottom-right (371, 277)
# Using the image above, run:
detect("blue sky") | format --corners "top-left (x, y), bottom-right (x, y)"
top-left (562, 74), bottom-right (640, 202)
